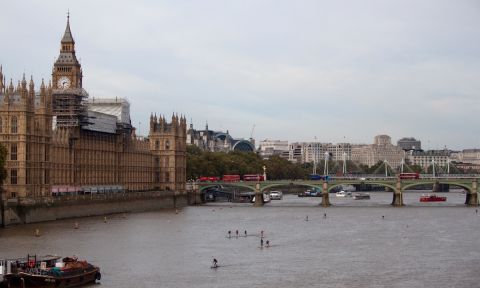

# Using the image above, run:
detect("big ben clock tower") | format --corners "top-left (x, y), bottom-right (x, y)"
top-left (52, 14), bottom-right (88, 127)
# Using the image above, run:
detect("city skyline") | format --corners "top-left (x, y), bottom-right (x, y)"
top-left (1, 1), bottom-right (479, 150)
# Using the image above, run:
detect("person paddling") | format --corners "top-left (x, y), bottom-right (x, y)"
top-left (212, 258), bottom-right (218, 268)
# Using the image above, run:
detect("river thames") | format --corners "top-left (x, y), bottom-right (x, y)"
top-left (1, 191), bottom-right (479, 288)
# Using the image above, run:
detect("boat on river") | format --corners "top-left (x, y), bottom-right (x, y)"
top-left (419, 194), bottom-right (447, 202)
top-left (298, 188), bottom-right (321, 197)
top-left (352, 192), bottom-right (370, 200)
top-left (0, 255), bottom-right (101, 288)
top-left (336, 191), bottom-right (352, 197)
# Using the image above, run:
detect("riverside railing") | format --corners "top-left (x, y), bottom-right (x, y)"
top-left (15, 190), bottom-right (178, 206)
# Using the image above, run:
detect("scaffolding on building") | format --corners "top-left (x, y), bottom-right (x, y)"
top-left (52, 88), bottom-right (89, 127)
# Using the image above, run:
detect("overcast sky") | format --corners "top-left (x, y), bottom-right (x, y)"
top-left (1, 1), bottom-right (479, 150)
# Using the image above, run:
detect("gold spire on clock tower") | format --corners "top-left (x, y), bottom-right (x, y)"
top-left (52, 12), bottom-right (83, 89)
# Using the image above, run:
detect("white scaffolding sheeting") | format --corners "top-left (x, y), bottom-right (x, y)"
top-left (87, 98), bottom-right (131, 125)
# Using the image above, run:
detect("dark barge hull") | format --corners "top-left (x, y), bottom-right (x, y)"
top-left (3, 267), bottom-right (100, 288)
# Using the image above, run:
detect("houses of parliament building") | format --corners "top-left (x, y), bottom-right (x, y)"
top-left (0, 16), bottom-right (187, 201)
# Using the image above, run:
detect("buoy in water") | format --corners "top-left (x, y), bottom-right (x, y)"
top-left (34, 228), bottom-right (40, 237)
top-left (175, 209), bottom-right (179, 214)
top-left (103, 216), bottom-right (107, 223)
top-left (74, 222), bottom-right (79, 229)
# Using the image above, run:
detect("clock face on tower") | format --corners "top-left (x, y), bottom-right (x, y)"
top-left (57, 76), bottom-right (71, 89)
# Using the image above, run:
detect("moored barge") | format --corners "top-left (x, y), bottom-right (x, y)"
top-left (1, 255), bottom-right (100, 288)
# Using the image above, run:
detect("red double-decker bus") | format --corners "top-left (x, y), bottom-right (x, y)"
top-left (222, 175), bottom-right (241, 182)
top-left (398, 173), bottom-right (420, 179)
top-left (242, 174), bottom-right (265, 181)
top-left (199, 176), bottom-right (220, 182)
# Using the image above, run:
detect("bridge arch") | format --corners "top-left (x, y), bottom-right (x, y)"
top-left (327, 181), bottom-right (397, 193)
top-left (199, 183), bottom-right (256, 192)
top-left (402, 181), bottom-right (472, 193)
top-left (260, 183), bottom-right (322, 192)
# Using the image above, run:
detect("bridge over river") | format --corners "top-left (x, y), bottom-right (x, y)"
top-left (196, 175), bottom-right (479, 207)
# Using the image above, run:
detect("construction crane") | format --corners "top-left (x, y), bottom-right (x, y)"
top-left (250, 124), bottom-right (255, 140)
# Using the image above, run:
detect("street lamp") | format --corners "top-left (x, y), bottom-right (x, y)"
top-left (431, 159), bottom-right (436, 178)
top-left (384, 159), bottom-right (388, 177)
top-left (342, 152), bottom-right (347, 175)
top-left (324, 151), bottom-right (329, 175)
top-left (313, 137), bottom-right (318, 175)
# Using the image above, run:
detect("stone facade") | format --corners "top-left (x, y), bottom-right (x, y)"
top-left (351, 135), bottom-right (404, 168)
top-left (285, 142), bottom-right (352, 164)
top-left (258, 139), bottom-right (289, 159)
top-left (397, 137), bottom-right (421, 151)
top-left (0, 17), bottom-right (186, 201)
top-left (458, 149), bottom-right (480, 165)
top-left (407, 150), bottom-right (450, 170)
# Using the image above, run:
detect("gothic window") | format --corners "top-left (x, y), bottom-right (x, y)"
top-left (155, 172), bottom-right (160, 183)
top-left (155, 140), bottom-right (160, 150)
top-left (45, 147), bottom-right (49, 161)
top-left (10, 169), bottom-right (17, 185)
top-left (165, 172), bottom-right (170, 182)
top-left (10, 144), bottom-right (17, 161)
top-left (165, 140), bottom-right (170, 150)
top-left (155, 157), bottom-right (160, 167)
top-left (11, 116), bottom-right (18, 134)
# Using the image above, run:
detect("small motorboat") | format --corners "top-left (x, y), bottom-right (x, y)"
top-left (336, 191), bottom-right (346, 197)
top-left (336, 191), bottom-right (352, 197)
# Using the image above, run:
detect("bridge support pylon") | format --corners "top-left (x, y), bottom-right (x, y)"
top-left (391, 179), bottom-right (404, 207)
top-left (254, 183), bottom-right (264, 207)
top-left (320, 181), bottom-right (331, 207)
top-left (465, 179), bottom-right (479, 206)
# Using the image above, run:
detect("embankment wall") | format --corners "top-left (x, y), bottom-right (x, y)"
top-left (2, 192), bottom-right (188, 226)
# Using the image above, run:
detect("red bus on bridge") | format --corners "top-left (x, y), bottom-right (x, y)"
top-left (199, 176), bottom-right (221, 182)
top-left (398, 173), bottom-right (420, 179)
top-left (243, 174), bottom-right (265, 181)
top-left (222, 175), bottom-right (241, 182)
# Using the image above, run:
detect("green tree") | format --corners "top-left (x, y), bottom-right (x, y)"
top-left (264, 156), bottom-right (306, 180)
top-left (186, 147), bottom-right (265, 180)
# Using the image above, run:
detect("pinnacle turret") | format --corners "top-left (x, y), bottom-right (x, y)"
top-left (29, 75), bottom-right (34, 89)
top-left (21, 73), bottom-right (27, 88)
top-left (0, 65), bottom-right (3, 92)
top-left (9, 79), bottom-right (14, 93)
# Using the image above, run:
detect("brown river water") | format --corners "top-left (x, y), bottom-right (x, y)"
top-left (1, 191), bottom-right (479, 288)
